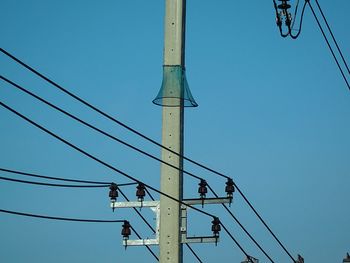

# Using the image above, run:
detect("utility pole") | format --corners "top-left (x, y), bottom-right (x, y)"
top-left (158, 1), bottom-right (186, 262)
top-left (110, 1), bottom-right (230, 262)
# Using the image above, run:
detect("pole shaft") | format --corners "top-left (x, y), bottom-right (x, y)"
top-left (159, 1), bottom-right (186, 263)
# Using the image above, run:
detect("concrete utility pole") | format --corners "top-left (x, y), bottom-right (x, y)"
top-left (159, 0), bottom-right (186, 262)
top-left (110, 0), bottom-right (230, 261)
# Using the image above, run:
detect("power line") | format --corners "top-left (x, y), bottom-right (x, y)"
top-left (0, 167), bottom-right (137, 187)
top-left (307, 1), bottom-right (350, 90)
top-left (0, 208), bottom-right (159, 261)
top-left (207, 185), bottom-right (275, 263)
top-left (0, 167), bottom-right (108, 184)
top-left (288, 0), bottom-right (308, 39)
top-left (0, 100), bottom-right (215, 219)
top-left (130, 226), bottom-right (159, 261)
top-left (0, 48), bottom-right (228, 181)
top-left (0, 49), bottom-right (295, 261)
top-left (0, 176), bottom-right (108, 188)
top-left (0, 100), bottom-right (253, 261)
top-left (314, 0), bottom-right (350, 75)
top-left (0, 76), bottom-right (278, 262)
top-left (0, 208), bottom-right (125, 223)
top-left (220, 222), bottom-right (253, 263)
top-left (0, 76), bottom-right (203, 181)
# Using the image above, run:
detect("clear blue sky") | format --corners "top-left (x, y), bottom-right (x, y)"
top-left (1, 1), bottom-right (349, 262)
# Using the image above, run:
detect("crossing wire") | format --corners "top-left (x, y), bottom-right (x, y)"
top-left (207, 185), bottom-right (275, 263)
top-left (0, 100), bottom-right (253, 261)
top-left (1, 75), bottom-right (276, 262)
top-left (314, 0), bottom-right (350, 75)
top-left (0, 48), bottom-right (294, 261)
top-left (307, 2), bottom-right (350, 90)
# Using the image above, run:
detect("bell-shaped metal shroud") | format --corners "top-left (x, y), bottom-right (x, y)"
top-left (153, 65), bottom-right (198, 107)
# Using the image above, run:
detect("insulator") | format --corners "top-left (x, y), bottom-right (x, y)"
top-left (109, 183), bottom-right (118, 201)
top-left (225, 178), bottom-right (235, 199)
top-left (211, 217), bottom-right (221, 237)
top-left (136, 183), bottom-right (146, 202)
top-left (198, 179), bottom-right (208, 199)
top-left (121, 220), bottom-right (131, 240)
top-left (277, 0), bottom-right (291, 10)
top-left (297, 255), bottom-right (304, 263)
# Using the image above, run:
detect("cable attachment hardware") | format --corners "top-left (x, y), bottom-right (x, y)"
top-left (109, 183), bottom-right (118, 212)
top-left (211, 217), bottom-right (221, 246)
top-left (121, 220), bottom-right (132, 249)
top-left (225, 178), bottom-right (235, 206)
top-left (198, 179), bottom-right (208, 207)
top-left (136, 182), bottom-right (146, 209)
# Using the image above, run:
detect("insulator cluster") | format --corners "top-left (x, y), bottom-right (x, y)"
top-left (276, 0), bottom-right (292, 27)
top-left (196, 178), bottom-right (235, 206)
top-left (108, 182), bottom-right (150, 212)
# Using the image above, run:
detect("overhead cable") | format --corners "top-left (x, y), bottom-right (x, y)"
top-left (130, 225), bottom-right (159, 261)
top-left (307, 1), bottom-right (350, 90)
top-left (207, 184), bottom-right (275, 263)
top-left (0, 76), bottom-right (203, 180)
top-left (0, 100), bottom-right (253, 261)
top-left (0, 100), bottom-right (215, 219)
top-left (0, 208), bottom-right (124, 223)
top-left (0, 208), bottom-right (158, 261)
top-left (0, 167), bottom-right (109, 184)
top-left (314, 0), bottom-right (350, 75)
top-left (0, 48), bottom-right (228, 181)
top-left (0, 51), bottom-right (294, 261)
top-left (1, 76), bottom-right (278, 262)
top-left (0, 167), bottom-right (137, 187)
top-left (0, 176), bottom-right (108, 188)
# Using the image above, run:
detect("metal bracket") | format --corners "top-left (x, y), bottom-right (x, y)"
top-left (181, 197), bottom-right (231, 244)
top-left (111, 201), bottom-right (160, 246)
top-left (111, 197), bottom-right (232, 246)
